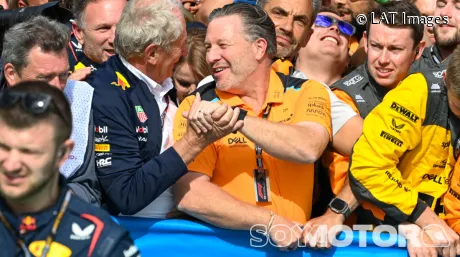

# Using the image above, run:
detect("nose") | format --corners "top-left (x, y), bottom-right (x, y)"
top-left (378, 49), bottom-right (390, 65)
top-left (333, 0), bottom-right (346, 6)
top-left (278, 14), bottom-right (294, 34)
top-left (108, 26), bottom-right (116, 45)
top-left (48, 76), bottom-right (61, 89)
top-left (439, 2), bottom-right (452, 18)
top-left (2, 150), bottom-right (21, 174)
top-left (206, 46), bottom-right (221, 66)
top-left (329, 24), bottom-right (340, 34)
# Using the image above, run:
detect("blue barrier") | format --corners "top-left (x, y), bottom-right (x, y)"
top-left (114, 217), bottom-right (414, 257)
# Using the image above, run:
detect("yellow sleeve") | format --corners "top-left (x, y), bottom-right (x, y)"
top-left (173, 95), bottom-right (217, 178)
top-left (444, 159), bottom-right (460, 234)
top-left (293, 81), bottom-right (332, 141)
top-left (349, 73), bottom-right (429, 223)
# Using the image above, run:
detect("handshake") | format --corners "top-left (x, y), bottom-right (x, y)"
top-left (181, 92), bottom-right (245, 146)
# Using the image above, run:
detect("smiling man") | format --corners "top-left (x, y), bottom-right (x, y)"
top-left (69, 0), bottom-right (127, 73)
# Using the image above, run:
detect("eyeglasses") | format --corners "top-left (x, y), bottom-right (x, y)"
top-left (314, 14), bottom-right (356, 37)
top-left (0, 91), bottom-right (69, 126)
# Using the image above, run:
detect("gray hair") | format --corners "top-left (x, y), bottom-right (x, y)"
top-left (1, 16), bottom-right (70, 75)
top-left (114, 0), bottom-right (184, 59)
top-left (72, 0), bottom-right (95, 28)
top-left (209, 3), bottom-right (277, 58)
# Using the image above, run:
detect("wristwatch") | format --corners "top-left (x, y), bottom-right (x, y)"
top-left (328, 198), bottom-right (351, 219)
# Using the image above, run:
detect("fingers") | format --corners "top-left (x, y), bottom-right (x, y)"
top-left (68, 67), bottom-right (92, 81)
top-left (211, 103), bottom-right (230, 121)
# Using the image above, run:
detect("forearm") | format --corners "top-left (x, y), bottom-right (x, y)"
top-left (175, 179), bottom-right (272, 231)
top-left (240, 116), bottom-right (328, 164)
top-left (173, 134), bottom-right (208, 165)
top-left (336, 178), bottom-right (360, 212)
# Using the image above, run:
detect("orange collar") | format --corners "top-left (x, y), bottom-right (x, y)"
top-left (215, 69), bottom-right (285, 112)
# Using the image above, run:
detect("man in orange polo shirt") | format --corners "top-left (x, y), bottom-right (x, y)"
top-left (173, 3), bottom-right (332, 251)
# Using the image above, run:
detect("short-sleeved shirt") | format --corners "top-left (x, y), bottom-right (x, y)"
top-left (173, 69), bottom-right (332, 223)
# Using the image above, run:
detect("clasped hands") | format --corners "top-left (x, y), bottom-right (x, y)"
top-left (182, 93), bottom-right (244, 143)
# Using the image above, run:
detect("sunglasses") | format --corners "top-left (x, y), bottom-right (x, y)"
top-left (0, 91), bottom-right (69, 126)
top-left (314, 14), bottom-right (356, 37)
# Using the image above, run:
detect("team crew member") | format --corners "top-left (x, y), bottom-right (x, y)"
top-left (68, 0), bottom-right (127, 76)
top-left (409, 0), bottom-right (460, 73)
top-left (442, 47), bottom-right (460, 236)
top-left (0, 81), bottom-right (139, 257)
top-left (309, 1), bottom-right (425, 239)
top-left (89, 0), bottom-right (243, 216)
top-left (173, 3), bottom-right (332, 250)
top-left (348, 19), bottom-right (460, 257)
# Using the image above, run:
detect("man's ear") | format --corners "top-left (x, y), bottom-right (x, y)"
top-left (414, 40), bottom-right (426, 61)
top-left (145, 44), bottom-right (160, 66)
top-left (56, 139), bottom-right (75, 168)
top-left (72, 22), bottom-right (84, 45)
top-left (18, 0), bottom-right (27, 8)
top-left (443, 71), bottom-right (449, 89)
top-left (4, 63), bottom-right (19, 86)
top-left (363, 31), bottom-right (369, 54)
top-left (253, 38), bottom-right (268, 61)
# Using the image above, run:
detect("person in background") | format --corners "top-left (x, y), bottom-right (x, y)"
top-left (5, 0), bottom-right (47, 8)
top-left (413, 0), bottom-right (436, 47)
top-left (68, 0), bottom-right (127, 78)
top-left (1, 15), bottom-right (102, 206)
top-left (0, 81), bottom-right (139, 257)
top-left (173, 27), bottom-right (210, 104)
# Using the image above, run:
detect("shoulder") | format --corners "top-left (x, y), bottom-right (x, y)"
top-left (331, 64), bottom-right (367, 90)
top-left (67, 195), bottom-right (128, 236)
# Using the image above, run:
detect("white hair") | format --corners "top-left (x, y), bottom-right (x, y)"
top-left (114, 0), bottom-right (184, 59)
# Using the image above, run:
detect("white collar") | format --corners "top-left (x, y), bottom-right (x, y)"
top-left (119, 56), bottom-right (173, 99)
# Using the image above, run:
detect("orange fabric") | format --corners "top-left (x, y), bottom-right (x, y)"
top-left (272, 59), bottom-right (294, 76)
top-left (348, 36), bottom-right (360, 57)
top-left (444, 158), bottom-right (460, 233)
top-left (173, 69), bottom-right (332, 224)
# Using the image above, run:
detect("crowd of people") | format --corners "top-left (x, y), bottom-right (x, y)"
top-left (1, 0), bottom-right (460, 256)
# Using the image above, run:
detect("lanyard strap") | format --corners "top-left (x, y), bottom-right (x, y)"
top-left (255, 104), bottom-right (272, 169)
top-left (161, 96), bottom-right (170, 129)
top-left (0, 190), bottom-right (72, 257)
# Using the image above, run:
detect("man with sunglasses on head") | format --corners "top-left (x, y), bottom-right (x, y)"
top-left (0, 81), bottom-right (140, 257)
top-left (342, 1), bottom-right (460, 256)
top-left (1, 16), bottom-right (103, 207)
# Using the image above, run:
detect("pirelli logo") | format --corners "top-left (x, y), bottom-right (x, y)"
top-left (380, 131), bottom-right (403, 147)
top-left (95, 144), bottom-right (110, 152)
top-left (390, 102), bottom-right (420, 123)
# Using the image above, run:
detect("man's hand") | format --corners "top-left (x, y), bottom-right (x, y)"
top-left (182, 93), bottom-right (244, 146)
top-left (268, 215), bottom-right (302, 251)
top-left (399, 222), bottom-right (438, 257)
top-left (182, 0), bottom-right (200, 14)
top-left (301, 209), bottom-right (345, 248)
top-left (422, 220), bottom-right (459, 257)
top-left (68, 67), bottom-right (92, 81)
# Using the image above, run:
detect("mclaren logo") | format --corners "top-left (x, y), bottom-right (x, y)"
top-left (111, 72), bottom-right (131, 91)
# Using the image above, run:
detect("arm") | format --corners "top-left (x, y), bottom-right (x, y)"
top-left (443, 161), bottom-right (460, 234)
top-left (108, 234), bottom-right (141, 257)
top-left (67, 111), bottom-right (102, 206)
top-left (174, 172), bottom-right (273, 230)
top-left (328, 87), bottom-right (362, 156)
top-left (348, 74), bottom-right (428, 223)
top-left (92, 87), bottom-right (206, 215)
top-left (239, 81), bottom-right (332, 164)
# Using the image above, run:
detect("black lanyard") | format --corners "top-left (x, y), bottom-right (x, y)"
top-left (254, 104), bottom-right (272, 202)
top-left (0, 190), bottom-right (72, 257)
